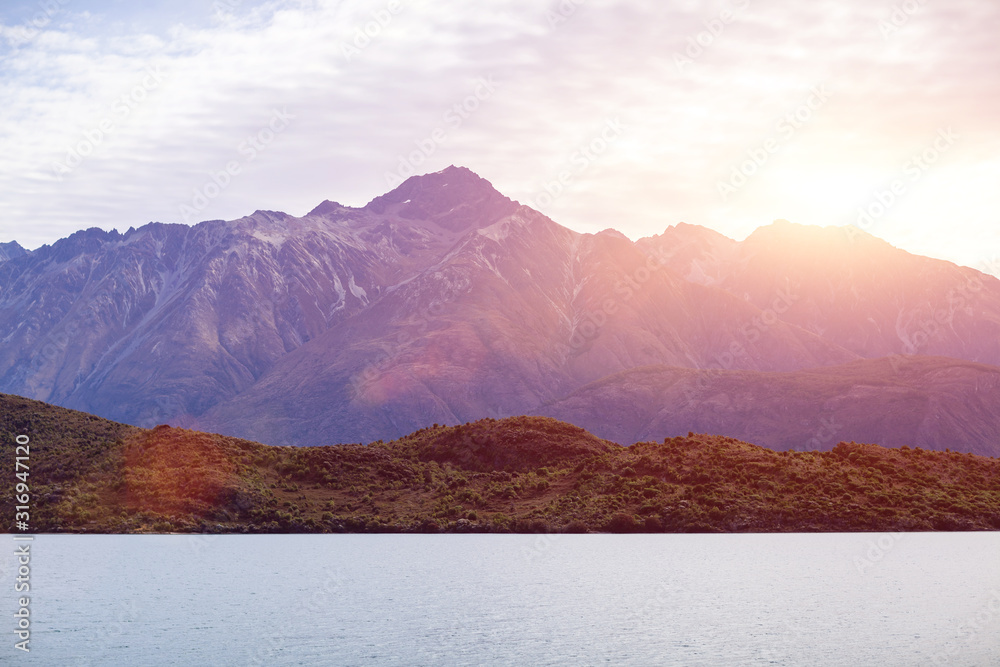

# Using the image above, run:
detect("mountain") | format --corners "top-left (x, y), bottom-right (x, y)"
top-left (0, 241), bottom-right (28, 262)
top-left (0, 167), bottom-right (855, 443)
top-left (195, 206), bottom-right (856, 446)
top-left (538, 355), bottom-right (1000, 457)
top-left (3, 167), bottom-right (1000, 456)
top-left (635, 222), bottom-right (738, 287)
top-left (4, 393), bottom-right (999, 533)
top-left (640, 219), bottom-right (1000, 365)
top-left (0, 167), bottom-right (518, 427)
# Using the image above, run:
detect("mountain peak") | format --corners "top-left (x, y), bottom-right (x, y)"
top-left (307, 200), bottom-right (347, 217)
top-left (640, 222), bottom-right (734, 246)
top-left (596, 228), bottom-right (630, 241)
top-left (743, 220), bottom-right (895, 259)
top-left (365, 166), bottom-right (520, 232)
top-left (0, 240), bottom-right (28, 262)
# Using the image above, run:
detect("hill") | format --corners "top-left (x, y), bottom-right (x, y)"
top-left (3, 393), bottom-right (998, 533)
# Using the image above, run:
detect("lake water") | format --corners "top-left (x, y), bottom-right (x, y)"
top-left (1, 533), bottom-right (997, 665)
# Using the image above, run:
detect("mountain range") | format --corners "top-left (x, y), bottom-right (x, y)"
top-left (3, 166), bottom-right (1000, 455)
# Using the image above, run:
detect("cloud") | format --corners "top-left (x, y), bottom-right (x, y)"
top-left (0, 0), bottom-right (997, 276)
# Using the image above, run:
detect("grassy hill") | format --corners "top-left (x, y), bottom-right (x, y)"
top-left (2, 392), bottom-right (999, 533)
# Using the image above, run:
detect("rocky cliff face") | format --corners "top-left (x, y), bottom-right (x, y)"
top-left (197, 206), bottom-right (856, 446)
top-left (3, 167), bottom-right (1000, 455)
top-left (640, 219), bottom-right (1000, 366)
top-left (0, 167), bottom-right (518, 426)
top-left (0, 241), bottom-right (28, 263)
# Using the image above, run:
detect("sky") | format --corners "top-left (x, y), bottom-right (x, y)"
top-left (1, 0), bottom-right (998, 277)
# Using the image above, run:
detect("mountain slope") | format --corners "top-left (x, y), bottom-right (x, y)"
top-left (0, 167), bottom-right (518, 427)
top-left (538, 355), bottom-right (1000, 457)
top-left (197, 207), bottom-right (856, 446)
top-left (640, 220), bottom-right (1000, 365)
top-left (4, 168), bottom-right (1000, 455)
top-left (636, 222), bottom-right (738, 287)
top-left (0, 241), bottom-right (28, 263)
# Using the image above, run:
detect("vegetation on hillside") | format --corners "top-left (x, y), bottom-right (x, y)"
top-left (2, 393), bottom-right (999, 533)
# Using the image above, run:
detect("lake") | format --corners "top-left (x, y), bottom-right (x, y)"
top-left (1, 533), bottom-right (998, 665)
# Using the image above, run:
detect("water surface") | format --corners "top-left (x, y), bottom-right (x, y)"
top-left (1, 533), bottom-right (997, 665)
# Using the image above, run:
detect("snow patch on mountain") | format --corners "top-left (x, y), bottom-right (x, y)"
top-left (348, 273), bottom-right (368, 302)
top-left (252, 230), bottom-right (288, 249)
top-left (477, 212), bottom-right (535, 243)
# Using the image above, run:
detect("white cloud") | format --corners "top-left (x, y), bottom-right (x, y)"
top-left (0, 0), bottom-right (997, 276)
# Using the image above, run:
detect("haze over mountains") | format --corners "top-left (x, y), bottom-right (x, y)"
top-left (640, 221), bottom-right (1000, 364)
top-left (540, 356), bottom-right (1000, 456)
top-left (2, 166), bottom-right (999, 455)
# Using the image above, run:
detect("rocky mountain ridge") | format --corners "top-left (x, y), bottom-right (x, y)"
top-left (0, 241), bottom-right (28, 262)
top-left (3, 166), bottom-right (1000, 455)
